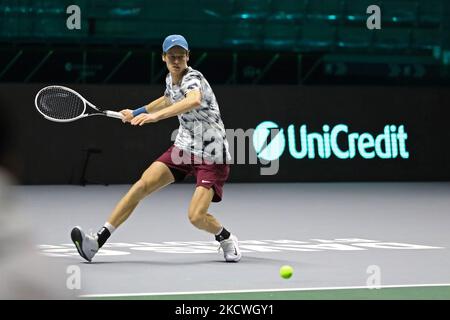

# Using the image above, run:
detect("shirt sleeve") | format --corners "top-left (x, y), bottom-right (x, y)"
top-left (181, 72), bottom-right (202, 96)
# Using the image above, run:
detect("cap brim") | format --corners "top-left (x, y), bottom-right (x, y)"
top-left (164, 43), bottom-right (189, 52)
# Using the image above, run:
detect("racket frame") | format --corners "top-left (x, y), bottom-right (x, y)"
top-left (35, 85), bottom-right (123, 122)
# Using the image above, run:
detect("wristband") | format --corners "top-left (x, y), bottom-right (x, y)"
top-left (132, 106), bottom-right (148, 117)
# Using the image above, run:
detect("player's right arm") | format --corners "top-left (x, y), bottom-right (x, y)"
top-left (145, 96), bottom-right (172, 113)
top-left (120, 96), bottom-right (172, 123)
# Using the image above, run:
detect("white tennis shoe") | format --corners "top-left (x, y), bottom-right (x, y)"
top-left (219, 234), bottom-right (242, 262)
top-left (71, 226), bottom-right (99, 262)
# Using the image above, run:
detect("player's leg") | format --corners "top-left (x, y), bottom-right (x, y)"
top-left (188, 186), bottom-right (221, 234)
top-left (71, 161), bottom-right (175, 262)
top-left (106, 161), bottom-right (175, 228)
top-left (188, 186), bottom-right (241, 262)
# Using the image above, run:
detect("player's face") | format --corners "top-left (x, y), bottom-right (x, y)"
top-left (163, 47), bottom-right (189, 75)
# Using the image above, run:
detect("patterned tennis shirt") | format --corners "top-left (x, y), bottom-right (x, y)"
top-left (164, 67), bottom-right (231, 163)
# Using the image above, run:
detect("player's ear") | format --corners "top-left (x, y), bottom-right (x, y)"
top-left (162, 53), bottom-right (166, 62)
top-left (186, 50), bottom-right (190, 62)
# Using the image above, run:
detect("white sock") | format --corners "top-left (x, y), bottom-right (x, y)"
top-left (104, 222), bottom-right (116, 234)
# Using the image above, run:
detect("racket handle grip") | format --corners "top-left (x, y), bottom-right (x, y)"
top-left (106, 111), bottom-right (124, 120)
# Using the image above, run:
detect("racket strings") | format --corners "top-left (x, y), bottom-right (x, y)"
top-left (37, 87), bottom-right (85, 121)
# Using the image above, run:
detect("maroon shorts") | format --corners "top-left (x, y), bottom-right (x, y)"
top-left (155, 145), bottom-right (230, 202)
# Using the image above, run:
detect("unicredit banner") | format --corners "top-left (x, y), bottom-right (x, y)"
top-left (218, 86), bottom-right (448, 182)
top-left (1, 84), bottom-right (449, 183)
top-left (253, 122), bottom-right (409, 161)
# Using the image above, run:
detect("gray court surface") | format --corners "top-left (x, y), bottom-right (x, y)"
top-left (12, 182), bottom-right (450, 297)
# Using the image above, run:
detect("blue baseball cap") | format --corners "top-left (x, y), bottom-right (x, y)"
top-left (162, 35), bottom-right (189, 53)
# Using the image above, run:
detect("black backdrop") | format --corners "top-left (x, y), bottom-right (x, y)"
top-left (1, 84), bottom-right (449, 184)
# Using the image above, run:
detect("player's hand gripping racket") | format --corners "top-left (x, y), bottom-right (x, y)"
top-left (35, 85), bottom-right (124, 122)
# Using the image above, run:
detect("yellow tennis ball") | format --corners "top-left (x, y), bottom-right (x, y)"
top-left (280, 265), bottom-right (293, 279)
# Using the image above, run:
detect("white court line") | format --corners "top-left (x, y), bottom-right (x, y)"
top-left (81, 283), bottom-right (450, 298)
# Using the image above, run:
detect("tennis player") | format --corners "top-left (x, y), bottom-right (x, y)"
top-left (71, 35), bottom-right (241, 263)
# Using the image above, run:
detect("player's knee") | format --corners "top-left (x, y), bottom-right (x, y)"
top-left (134, 178), bottom-right (156, 197)
top-left (188, 209), bottom-right (206, 227)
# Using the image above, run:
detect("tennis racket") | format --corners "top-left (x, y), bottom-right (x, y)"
top-left (35, 85), bottom-right (124, 122)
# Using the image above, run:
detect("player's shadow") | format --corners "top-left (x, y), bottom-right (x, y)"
top-left (215, 256), bottom-right (308, 265)
top-left (82, 260), bottom-right (221, 266)
top-left (81, 256), bottom-right (300, 265)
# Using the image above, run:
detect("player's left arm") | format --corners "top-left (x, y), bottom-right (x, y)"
top-left (131, 90), bottom-right (201, 126)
